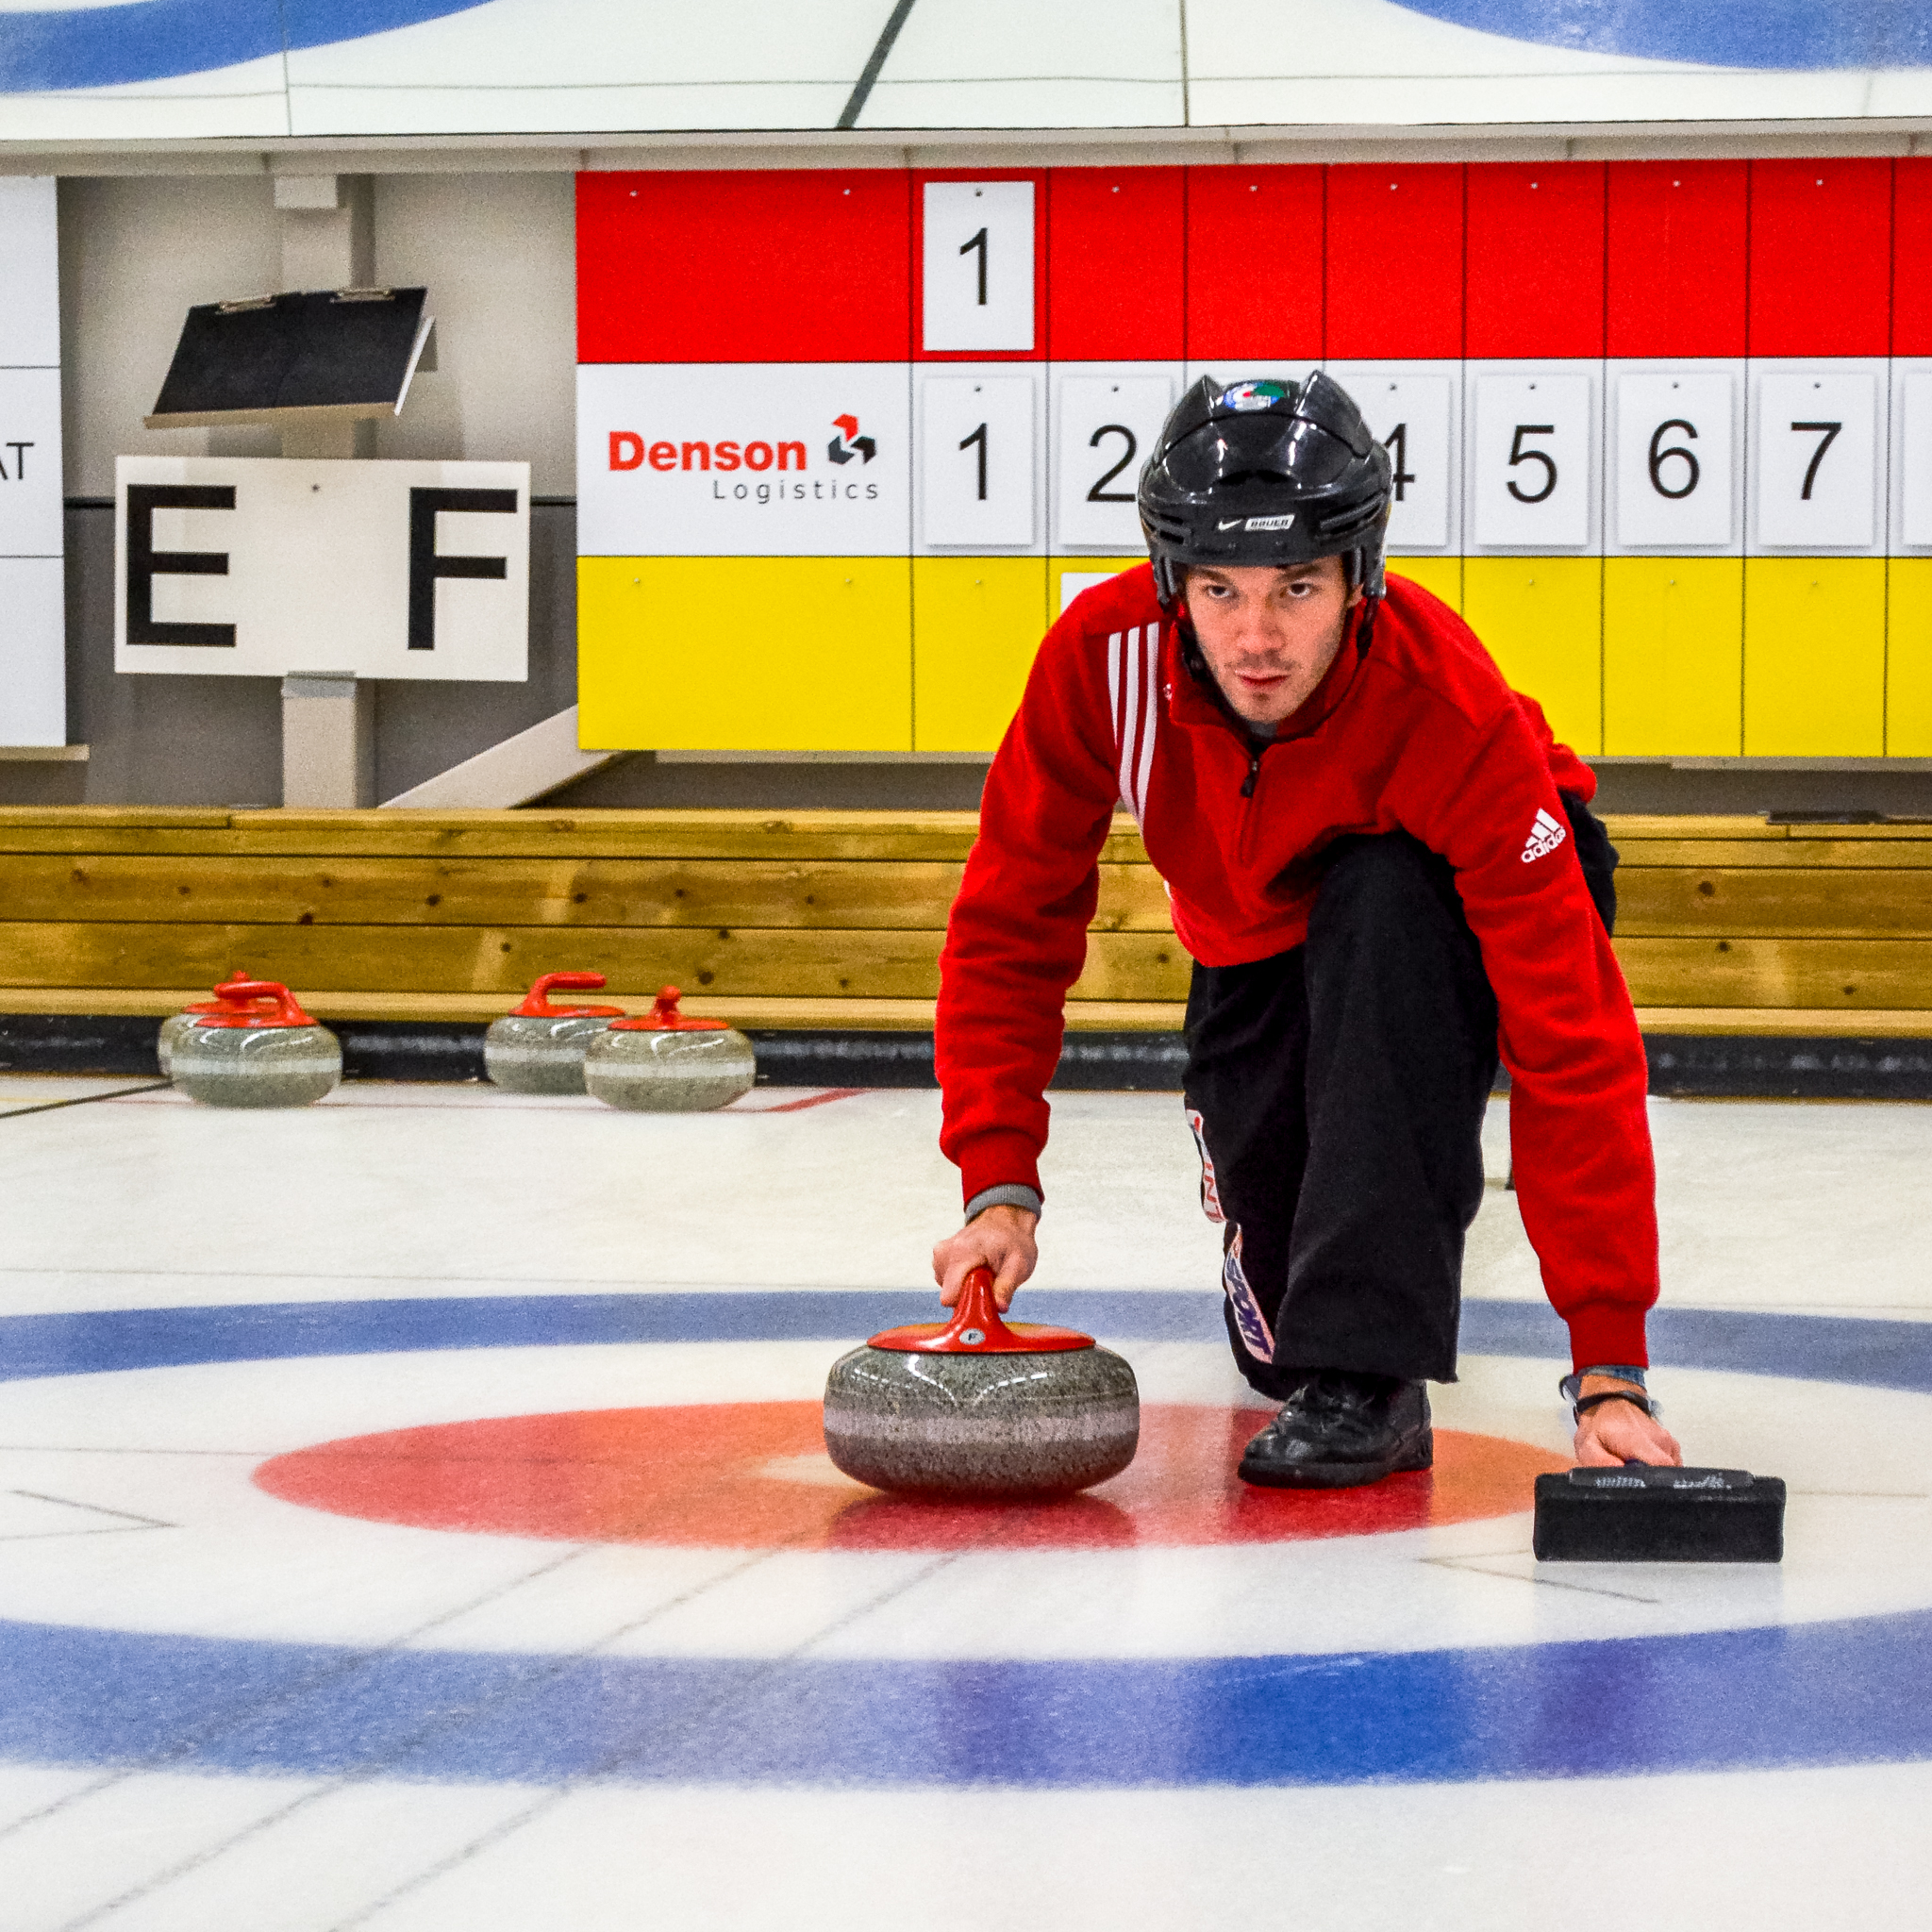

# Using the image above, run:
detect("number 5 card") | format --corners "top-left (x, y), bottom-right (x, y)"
top-left (1470, 372), bottom-right (1594, 549)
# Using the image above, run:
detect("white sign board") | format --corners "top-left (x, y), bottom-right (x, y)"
top-left (919, 374), bottom-right (1035, 546)
top-left (1345, 370), bottom-right (1453, 551)
top-left (1471, 373), bottom-right (1593, 549)
top-left (114, 458), bottom-right (530, 680)
top-left (577, 362), bottom-right (910, 558)
top-left (1755, 371), bottom-right (1878, 550)
top-left (922, 180), bottom-right (1035, 354)
top-left (1054, 373), bottom-right (1174, 550)
top-left (1900, 373), bottom-right (1932, 548)
top-left (1613, 370), bottom-right (1735, 549)
top-left (0, 177), bottom-right (64, 746)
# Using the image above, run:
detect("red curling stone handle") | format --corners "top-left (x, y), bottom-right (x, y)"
top-left (865, 1264), bottom-right (1095, 1355)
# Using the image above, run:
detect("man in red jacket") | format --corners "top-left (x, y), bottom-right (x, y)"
top-left (930, 372), bottom-right (1682, 1488)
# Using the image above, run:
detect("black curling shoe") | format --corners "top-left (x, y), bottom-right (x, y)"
top-left (1238, 1372), bottom-right (1433, 1490)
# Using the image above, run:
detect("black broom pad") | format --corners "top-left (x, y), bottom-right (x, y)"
top-left (1533, 1465), bottom-right (1786, 1563)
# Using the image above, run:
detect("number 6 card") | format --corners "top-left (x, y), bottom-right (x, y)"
top-left (1613, 371), bottom-right (1735, 548)
top-left (1470, 373), bottom-right (1593, 549)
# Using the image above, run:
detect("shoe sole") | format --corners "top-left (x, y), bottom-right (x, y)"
top-left (1238, 1426), bottom-right (1434, 1491)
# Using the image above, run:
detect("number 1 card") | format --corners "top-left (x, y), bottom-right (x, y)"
top-left (922, 180), bottom-right (1035, 355)
top-left (919, 374), bottom-right (1036, 547)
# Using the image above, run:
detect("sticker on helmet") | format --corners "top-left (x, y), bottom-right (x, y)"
top-left (1244, 513), bottom-right (1296, 531)
top-left (1220, 380), bottom-right (1290, 412)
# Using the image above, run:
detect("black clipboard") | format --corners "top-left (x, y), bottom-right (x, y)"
top-left (145, 287), bottom-right (433, 429)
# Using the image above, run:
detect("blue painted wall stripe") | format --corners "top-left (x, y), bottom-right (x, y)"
top-left (4, 1292), bottom-right (1930, 1394)
top-left (0, 0), bottom-right (491, 92)
top-left (1392, 1), bottom-right (1932, 71)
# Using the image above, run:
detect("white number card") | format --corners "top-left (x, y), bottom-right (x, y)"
top-left (1614, 371), bottom-right (1735, 548)
top-left (922, 180), bottom-right (1035, 355)
top-left (1755, 371), bottom-right (1877, 550)
top-left (1470, 373), bottom-right (1592, 548)
top-left (1349, 372), bottom-right (1453, 551)
top-left (920, 375), bottom-right (1036, 547)
top-left (1054, 374), bottom-right (1174, 550)
top-left (1899, 373), bottom-right (1932, 547)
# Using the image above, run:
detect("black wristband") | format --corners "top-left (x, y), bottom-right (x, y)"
top-left (1574, 1390), bottom-right (1654, 1420)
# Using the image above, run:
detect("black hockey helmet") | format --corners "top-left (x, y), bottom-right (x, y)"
top-left (1138, 371), bottom-right (1393, 618)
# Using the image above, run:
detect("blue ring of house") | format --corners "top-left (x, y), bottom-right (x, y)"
top-left (1391, 0), bottom-right (1932, 72)
top-left (3, 1291), bottom-right (1929, 1788)
top-left (0, 1), bottom-right (492, 92)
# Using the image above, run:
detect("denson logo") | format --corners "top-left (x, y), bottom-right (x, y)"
top-left (608, 416), bottom-right (882, 507)
top-left (608, 431), bottom-right (807, 475)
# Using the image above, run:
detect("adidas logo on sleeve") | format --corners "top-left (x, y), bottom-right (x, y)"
top-left (1521, 807), bottom-right (1569, 863)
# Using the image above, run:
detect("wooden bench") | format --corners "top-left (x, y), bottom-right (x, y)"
top-left (0, 807), bottom-right (1927, 1037)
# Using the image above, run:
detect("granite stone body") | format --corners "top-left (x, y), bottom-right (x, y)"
top-left (156, 1011), bottom-right (196, 1078)
top-left (169, 1022), bottom-right (343, 1108)
top-left (582, 1025), bottom-right (756, 1112)
top-left (483, 1011), bottom-right (618, 1094)
top-left (823, 1343), bottom-right (1141, 1496)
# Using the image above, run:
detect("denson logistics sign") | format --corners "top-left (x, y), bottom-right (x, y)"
top-left (575, 364), bottom-right (910, 558)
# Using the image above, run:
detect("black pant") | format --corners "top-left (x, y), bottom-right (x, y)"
top-left (1182, 796), bottom-right (1616, 1397)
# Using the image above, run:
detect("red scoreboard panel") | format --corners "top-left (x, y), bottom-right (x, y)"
top-left (1045, 167), bottom-right (1186, 362)
top-left (576, 158), bottom-right (1931, 760)
top-left (1324, 163), bottom-right (1463, 360)
top-left (1184, 165), bottom-right (1324, 362)
top-left (1606, 161), bottom-right (1748, 359)
top-left (576, 170), bottom-right (912, 364)
top-left (1747, 159), bottom-right (1891, 358)
top-left (1466, 161), bottom-right (1607, 361)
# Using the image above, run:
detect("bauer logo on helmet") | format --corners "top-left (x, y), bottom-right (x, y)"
top-left (1244, 514), bottom-right (1296, 531)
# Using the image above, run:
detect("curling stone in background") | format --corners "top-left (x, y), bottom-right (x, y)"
top-left (169, 980), bottom-right (342, 1108)
top-left (484, 972), bottom-right (625, 1094)
top-left (582, 985), bottom-right (756, 1112)
top-left (823, 1266), bottom-right (1140, 1498)
top-left (157, 974), bottom-right (272, 1077)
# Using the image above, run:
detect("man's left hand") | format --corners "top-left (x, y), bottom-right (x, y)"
top-left (1572, 1374), bottom-right (1683, 1467)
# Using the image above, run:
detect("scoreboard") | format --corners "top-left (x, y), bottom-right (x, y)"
top-left (576, 158), bottom-right (1932, 760)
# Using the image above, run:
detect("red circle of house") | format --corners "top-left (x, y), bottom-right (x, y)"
top-left (255, 1403), bottom-right (1565, 1552)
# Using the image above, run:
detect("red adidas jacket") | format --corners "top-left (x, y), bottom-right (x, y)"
top-left (935, 563), bottom-right (1657, 1371)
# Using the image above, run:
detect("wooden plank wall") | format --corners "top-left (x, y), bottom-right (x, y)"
top-left (0, 808), bottom-right (1927, 1034)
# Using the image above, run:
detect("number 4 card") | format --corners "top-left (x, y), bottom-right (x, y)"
top-left (1331, 370), bottom-right (1453, 552)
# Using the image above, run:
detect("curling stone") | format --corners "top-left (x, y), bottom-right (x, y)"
top-left (168, 980), bottom-right (342, 1108)
top-left (484, 972), bottom-right (625, 1094)
top-left (157, 973), bottom-right (273, 1077)
top-left (581, 985), bottom-right (756, 1112)
top-left (822, 1266), bottom-right (1140, 1497)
